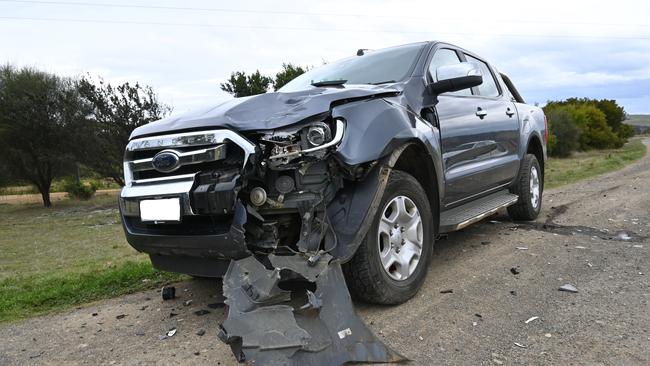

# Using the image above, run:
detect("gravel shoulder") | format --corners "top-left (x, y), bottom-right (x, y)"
top-left (2, 139), bottom-right (649, 365)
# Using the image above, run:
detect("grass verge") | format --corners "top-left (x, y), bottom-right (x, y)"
top-left (545, 138), bottom-right (647, 189)
top-left (0, 194), bottom-right (185, 323)
top-left (0, 261), bottom-right (183, 323)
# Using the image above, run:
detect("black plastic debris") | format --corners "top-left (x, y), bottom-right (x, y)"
top-left (116, 314), bottom-right (127, 320)
top-left (196, 329), bottom-right (206, 336)
top-left (510, 267), bottom-right (521, 275)
top-left (194, 309), bottom-right (210, 316)
top-left (440, 289), bottom-right (453, 294)
top-left (218, 254), bottom-right (405, 365)
top-left (162, 286), bottom-right (176, 300)
top-left (558, 284), bottom-right (579, 293)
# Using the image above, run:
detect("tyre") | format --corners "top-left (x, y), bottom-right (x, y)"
top-left (507, 154), bottom-right (542, 221)
top-left (343, 170), bottom-right (434, 305)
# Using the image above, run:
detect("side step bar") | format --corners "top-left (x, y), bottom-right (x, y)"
top-left (439, 190), bottom-right (518, 233)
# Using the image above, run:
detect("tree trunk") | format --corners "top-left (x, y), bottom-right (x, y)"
top-left (40, 188), bottom-right (52, 207)
top-left (112, 175), bottom-right (125, 187)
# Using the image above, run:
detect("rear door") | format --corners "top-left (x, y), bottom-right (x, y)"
top-left (430, 47), bottom-right (519, 206)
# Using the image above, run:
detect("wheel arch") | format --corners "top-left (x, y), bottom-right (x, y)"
top-left (526, 134), bottom-right (545, 188)
top-left (392, 142), bottom-right (440, 236)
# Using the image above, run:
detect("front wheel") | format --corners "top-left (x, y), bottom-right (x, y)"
top-left (343, 170), bottom-right (434, 305)
top-left (508, 154), bottom-right (543, 221)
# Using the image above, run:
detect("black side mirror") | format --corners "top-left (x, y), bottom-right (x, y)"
top-left (429, 63), bottom-right (483, 94)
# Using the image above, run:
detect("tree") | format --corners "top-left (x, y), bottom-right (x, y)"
top-left (273, 63), bottom-right (308, 91)
top-left (544, 106), bottom-right (580, 157)
top-left (545, 98), bottom-right (632, 144)
top-left (220, 63), bottom-right (309, 97)
top-left (77, 76), bottom-right (172, 186)
top-left (0, 65), bottom-right (91, 207)
top-left (220, 70), bottom-right (273, 97)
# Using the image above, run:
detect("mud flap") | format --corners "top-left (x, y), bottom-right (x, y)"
top-left (219, 254), bottom-right (406, 365)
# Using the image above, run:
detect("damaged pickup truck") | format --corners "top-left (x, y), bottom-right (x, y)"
top-left (119, 41), bottom-right (547, 364)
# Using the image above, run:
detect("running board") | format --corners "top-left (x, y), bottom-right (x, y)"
top-left (439, 190), bottom-right (519, 233)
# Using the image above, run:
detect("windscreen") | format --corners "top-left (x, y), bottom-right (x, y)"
top-left (279, 43), bottom-right (425, 92)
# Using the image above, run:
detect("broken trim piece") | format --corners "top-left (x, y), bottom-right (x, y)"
top-left (219, 254), bottom-right (406, 365)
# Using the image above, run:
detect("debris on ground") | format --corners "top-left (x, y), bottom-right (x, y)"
top-left (510, 267), bottom-right (521, 275)
top-left (616, 232), bottom-right (632, 241)
top-left (169, 312), bottom-right (178, 318)
top-left (516, 247), bottom-right (528, 250)
top-left (183, 300), bottom-right (193, 306)
top-left (196, 329), bottom-right (206, 336)
top-left (524, 316), bottom-right (539, 324)
top-left (481, 241), bottom-right (491, 245)
top-left (218, 254), bottom-right (405, 365)
top-left (559, 284), bottom-right (579, 293)
top-left (115, 314), bottom-right (127, 320)
top-left (440, 289), bottom-right (454, 294)
top-left (510, 290), bottom-right (517, 296)
top-left (135, 330), bottom-right (145, 336)
top-left (161, 286), bottom-right (176, 300)
top-left (514, 342), bottom-right (527, 348)
top-left (166, 328), bottom-right (177, 337)
top-left (194, 310), bottom-right (210, 316)
top-left (207, 302), bottom-right (225, 309)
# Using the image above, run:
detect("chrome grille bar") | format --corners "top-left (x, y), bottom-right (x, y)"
top-left (129, 144), bottom-right (227, 173)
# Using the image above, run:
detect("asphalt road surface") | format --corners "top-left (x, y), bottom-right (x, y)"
top-left (2, 139), bottom-right (649, 365)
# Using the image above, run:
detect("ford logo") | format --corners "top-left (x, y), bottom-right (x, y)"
top-left (152, 150), bottom-right (181, 173)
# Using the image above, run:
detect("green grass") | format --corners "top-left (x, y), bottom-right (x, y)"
top-left (0, 194), bottom-right (184, 322)
top-left (0, 261), bottom-right (182, 322)
top-left (545, 138), bottom-right (647, 189)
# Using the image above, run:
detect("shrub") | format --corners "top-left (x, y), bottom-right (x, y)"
top-left (545, 107), bottom-right (580, 157)
top-left (63, 180), bottom-right (97, 200)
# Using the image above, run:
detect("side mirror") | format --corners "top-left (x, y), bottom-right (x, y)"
top-left (429, 62), bottom-right (483, 94)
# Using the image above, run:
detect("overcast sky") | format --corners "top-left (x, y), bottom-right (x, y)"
top-left (1, 0), bottom-right (649, 114)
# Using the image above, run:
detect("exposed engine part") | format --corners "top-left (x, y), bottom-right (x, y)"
top-left (249, 187), bottom-right (267, 207)
top-left (275, 175), bottom-right (295, 194)
top-left (264, 119), bottom-right (345, 169)
top-left (219, 254), bottom-right (405, 365)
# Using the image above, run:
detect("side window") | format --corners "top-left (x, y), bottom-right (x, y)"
top-left (428, 48), bottom-right (472, 96)
top-left (464, 54), bottom-right (500, 97)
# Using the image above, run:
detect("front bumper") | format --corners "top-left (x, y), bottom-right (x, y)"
top-left (120, 186), bottom-right (250, 260)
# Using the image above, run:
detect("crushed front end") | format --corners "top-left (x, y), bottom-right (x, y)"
top-left (119, 117), bottom-right (350, 272)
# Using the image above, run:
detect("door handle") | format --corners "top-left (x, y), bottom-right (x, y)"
top-left (506, 107), bottom-right (515, 117)
top-left (475, 107), bottom-right (487, 118)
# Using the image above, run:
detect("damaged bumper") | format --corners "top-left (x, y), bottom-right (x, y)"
top-left (219, 254), bottom-right (405, 365)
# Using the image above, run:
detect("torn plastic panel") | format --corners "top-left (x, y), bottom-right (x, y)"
top-left (219, 254), bottom-right (406, 365)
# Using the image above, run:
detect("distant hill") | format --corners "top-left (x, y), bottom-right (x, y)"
top-left (626, 114), bottom-right (650, 134)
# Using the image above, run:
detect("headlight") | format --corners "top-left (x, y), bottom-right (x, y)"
top-left (262, 119), bottom-right (345, 168)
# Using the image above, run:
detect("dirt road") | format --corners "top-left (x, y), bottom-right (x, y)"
top-left (2, 139), bottom-right (649, 365)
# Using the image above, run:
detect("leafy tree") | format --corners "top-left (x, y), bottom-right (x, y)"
top-left (77, 76), bottom-right (172, 186)
top-left (220, 63), bottom-right (309, 97)
top-left (545, 98), bottom-right (632, 144)
top-left (273, 63), bottom-right (308, 91)
top-left (220, 70), bottom-right (273, 97)
top-left (0, 65), bottom-right (91, 206)
top-left (545, 106), bottom-right (580, 157)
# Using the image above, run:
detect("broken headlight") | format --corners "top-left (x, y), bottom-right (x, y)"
top-left (262, 119), bottom-right (345, 169)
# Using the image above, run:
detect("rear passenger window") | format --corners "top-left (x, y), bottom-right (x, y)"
top-left (428, 48), bottom-right (472, 96)
top-left (464, 54), bottom-right (500, 97)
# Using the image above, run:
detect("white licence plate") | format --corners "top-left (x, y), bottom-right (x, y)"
top-left (140, 198), bottom-right (181, 222)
